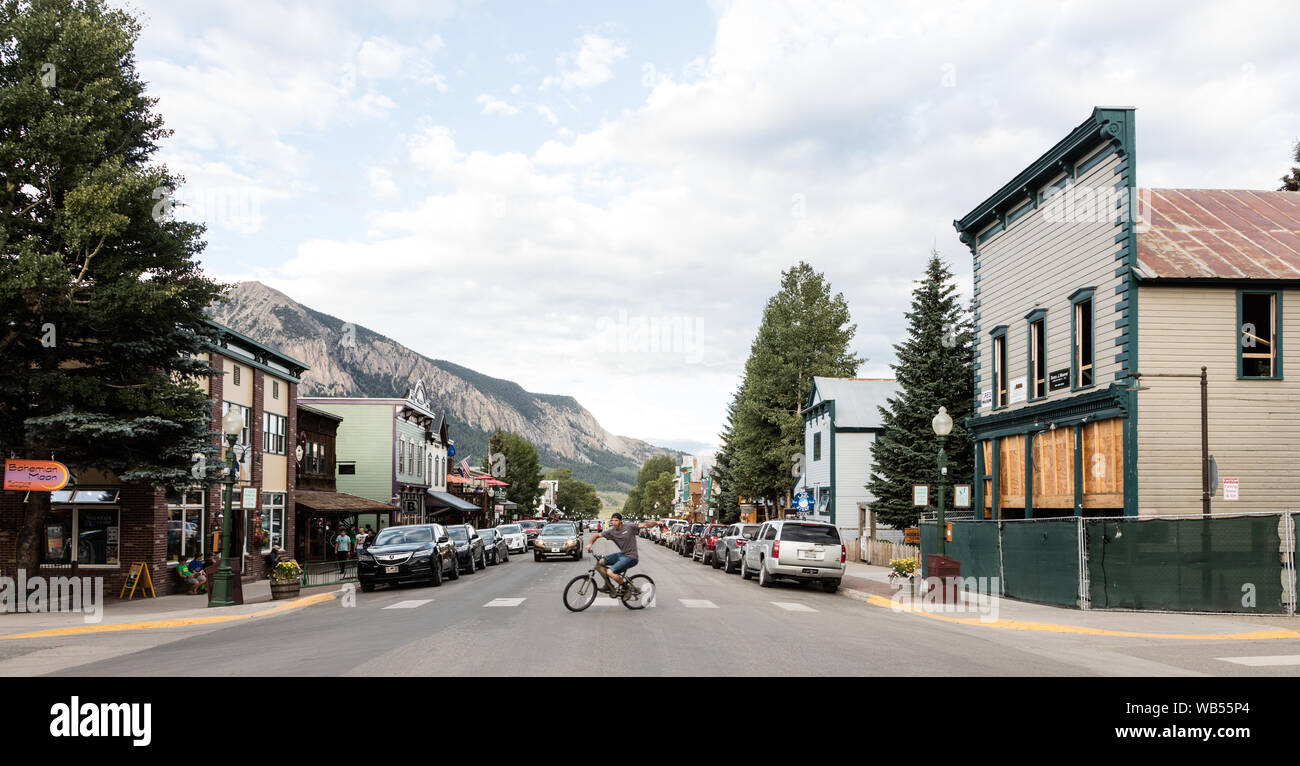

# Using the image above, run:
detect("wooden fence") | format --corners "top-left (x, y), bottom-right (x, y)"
top-left (859, 537), bottom-right (920, 566)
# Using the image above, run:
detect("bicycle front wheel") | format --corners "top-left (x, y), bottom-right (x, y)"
top-left (563, 573), bottom-right (598, 612)
top-left (621, 574), bottom-right (655, 610)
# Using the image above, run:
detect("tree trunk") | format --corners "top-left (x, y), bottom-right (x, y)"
top-left (15, 489), bottom-right (51, 574)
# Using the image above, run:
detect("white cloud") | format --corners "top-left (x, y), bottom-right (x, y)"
top-left (542, 33), bottom-right (628, 92)
top-left (476, 93), bottom-right (521, 117)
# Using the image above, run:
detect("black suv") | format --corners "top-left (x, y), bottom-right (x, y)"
top-left (358, 524), bottom-right (458, 591)
top-left (446, 524), bottom-right (487, 573)
top-left (676, 523), bottom-right (704, 556)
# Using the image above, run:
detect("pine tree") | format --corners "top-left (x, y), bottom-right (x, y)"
top-left (1281, 140), bottom-right (1300, 192)
top-left (866, 251), bottom-right (975, 530)
top-left (1, 0), bottom-right (225, 572)
top-left (709, 396), bottom-right (741, 524)
top-left (731, 262), bottom-right (862, 517)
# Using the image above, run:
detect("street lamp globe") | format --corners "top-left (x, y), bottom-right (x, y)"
top-left (932, 406), bottom-right (953, 437)
top-left (221, 408), bottom-right (245, 437)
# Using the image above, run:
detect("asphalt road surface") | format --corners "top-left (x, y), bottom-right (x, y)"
top-left (12, 539), bottom-right (1300, 676)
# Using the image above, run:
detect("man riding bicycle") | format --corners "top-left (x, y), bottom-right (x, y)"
top-left (585, 513), bottom-right (657, 594)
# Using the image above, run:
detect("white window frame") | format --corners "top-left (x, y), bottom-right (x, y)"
top-left (167, 489), bottom-right (206, 562)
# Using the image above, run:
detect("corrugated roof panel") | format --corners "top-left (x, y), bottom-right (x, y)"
top-left (1137, 189), bottom-right (1300, 280)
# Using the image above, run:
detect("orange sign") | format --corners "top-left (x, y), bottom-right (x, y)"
top-left (4, 459), bottom-right (70, 491)
top-left (904, 527), bottom-right (919, 544)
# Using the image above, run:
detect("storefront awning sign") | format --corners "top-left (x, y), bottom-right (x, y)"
top-left (4, 459), bottom-right (70, 491)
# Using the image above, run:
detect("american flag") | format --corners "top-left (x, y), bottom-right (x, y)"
top-left (460, 458), bottom-right (471, 476)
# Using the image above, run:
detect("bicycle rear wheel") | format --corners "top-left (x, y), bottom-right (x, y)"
top-left (563, 573), bottom-right (598, 612)
top-left (620, 574), bottom-right (655, 610)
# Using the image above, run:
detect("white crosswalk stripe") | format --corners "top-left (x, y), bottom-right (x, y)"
top-left (384, 600), bottom-right (433, 609)
top-left (679, 599), bottom-right (718, 608)
top-left (484, 598), bottom-right (526, 607)
top-left (771, 602), bottom-right (817, 612)
top-left (1217, 655), bottom-right (1300, 666)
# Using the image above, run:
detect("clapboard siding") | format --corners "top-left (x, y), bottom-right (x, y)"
top-left (974, 149), bottom-right (1126, 414)
top-left (1137, 285), bottom-right (1300, 515)
top-left (300, 402), bottom-right (394, 503)
top-left (833, 431), bottom-right (876, 539)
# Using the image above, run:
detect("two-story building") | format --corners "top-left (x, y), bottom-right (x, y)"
top-left (798, 377), bottom-right (900, 546)
top-left (954, 106), bottom-right (1300, 518)
top-left (301, 380), bottom-right (467, 526)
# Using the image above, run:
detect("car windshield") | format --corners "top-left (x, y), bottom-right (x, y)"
top-left (542, 524), bottom-right (576, 536)
top-left (781, 524), bottom-right (841, 543)
top-left (499, 525), bottom-right (521, 534)
top-left (690, 524), bottom-right (704, 534)
top-left (519, 521), bottom-right (539, 530)
top-left (707, 526), bottom-right (726, 535)
top-left (374, 527), bottom-right (432, 545)
top-left (740, 525), bottom-right (759, 536)
top-left (448, 527), bottom-right (469, 542)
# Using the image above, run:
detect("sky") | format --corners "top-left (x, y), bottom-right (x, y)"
top-left (124, 0), bottom-right (1300, 456)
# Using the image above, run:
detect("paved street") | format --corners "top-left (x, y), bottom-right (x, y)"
top-left (1, 540), bottom-right (1297, 677)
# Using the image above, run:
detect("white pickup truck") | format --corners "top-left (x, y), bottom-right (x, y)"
top-left (740, 519), bottom-right (845, 593)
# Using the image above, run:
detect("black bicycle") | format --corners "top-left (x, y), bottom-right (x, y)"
top-left (563, 550), bottom-right (655, 611)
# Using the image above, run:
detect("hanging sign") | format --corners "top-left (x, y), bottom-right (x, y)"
top-left (242, 488), bottom-right (259, 508)
top-left (4, 460), bottom-right (70, 491)
top-left (793, 491), bottom-right (813, 512)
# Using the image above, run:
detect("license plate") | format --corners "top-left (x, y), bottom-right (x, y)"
top-left (384, 566), bottom-right (398, 574)
top-left (802, 568), bottom-right (818, 574)
top-left (799, 551), bottom-right (822, 560)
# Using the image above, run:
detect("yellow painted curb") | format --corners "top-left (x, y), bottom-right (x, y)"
top-left (0, 592), bottom-right (337, 640)
top-left (858, 593), bottom-right (1300, 640)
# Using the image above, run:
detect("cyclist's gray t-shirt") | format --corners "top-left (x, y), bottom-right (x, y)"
top-left (601, 525), bottom-right (639, 557)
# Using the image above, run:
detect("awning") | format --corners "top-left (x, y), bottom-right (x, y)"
top-left (446, 474), bottom-right (473, 484)
top-left (426, 490), bottom-right (480, 512)
top-left (478, 477), bottom-right (509, 487)
top-left (295, 490), bottom-right (394, 513)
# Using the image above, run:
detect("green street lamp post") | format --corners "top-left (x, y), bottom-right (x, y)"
top-left (932, 406), bottom-right (953, 555)
top-left (209, 407), bottom-right (245, 607)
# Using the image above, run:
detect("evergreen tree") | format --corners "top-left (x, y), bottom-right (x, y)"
top-left (546, 468), bottom-right (601, 519)
top-left (624, 454), bottom-right (673, 515)
top-left (866, 251), bottom-right (975, 530)
top-left (731, 262), bottom-right (862, 518)
top-left (709, 396), bottom-right (741, 524)
top-left (1, 0), bottom-right (225, 572)
top-left (1281, 140), bottom-right (1300, 192)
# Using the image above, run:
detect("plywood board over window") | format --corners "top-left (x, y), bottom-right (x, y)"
top-left (998, 434), bottom-right (1025, 509)
top-left (1032, 429), bottom-right (1075, 509)
top-left (981, 441), bottom-right (994, 516)
top-left (1081, 418), bottom-right (1124, 509)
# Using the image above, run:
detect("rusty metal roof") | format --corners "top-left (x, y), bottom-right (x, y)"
top-left (1136, 189), bottom-right (1300, 280)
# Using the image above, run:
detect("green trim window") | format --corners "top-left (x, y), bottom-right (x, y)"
top-left (1239, 289), bottom-right (1283, 379)
top-left (990, 326), bottom-right (1008, 409)
top-left (272, 380), bottom-right (279, 399)
top-left (263, 412), bottom-right (287, 455)
top-left (813, 432), bottom-right (822, 461)
top-left (232, 364), bottom-right (241, 386)
top-left (1026, 309), bottom-right (1047, 400)
top-left (1070, 288), bottom-right (1095, 390)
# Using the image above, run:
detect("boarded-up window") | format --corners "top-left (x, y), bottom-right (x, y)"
top-left (1032, 428), bottom-right (1076, 509)
top-left (1081, 418), bottom-right (1124, 509)
top-left (981, 441), bottom-right (993, 518)
top-left (998, 435), bottom-right (1024, 509)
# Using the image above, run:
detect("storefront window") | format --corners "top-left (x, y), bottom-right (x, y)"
top-left (41, 508), bottom-right (73, 565)
top-left (166, 488), bottom-right (205, 562)
top-left (76, 509), bottom-right (120, 565)
top-left (261, 492), bottom-right (285, 551)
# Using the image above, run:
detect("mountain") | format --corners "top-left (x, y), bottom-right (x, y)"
top-left (208, 281), bottom-right (680, 494)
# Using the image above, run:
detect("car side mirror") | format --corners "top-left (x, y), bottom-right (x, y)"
top-left (438, 535), bottom-right (449, 543)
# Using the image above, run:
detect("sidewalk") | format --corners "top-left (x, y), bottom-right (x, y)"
top-left (839, 561), bottom-right (1300, 640)
top-left (0, 580), bottom-right (340, 639)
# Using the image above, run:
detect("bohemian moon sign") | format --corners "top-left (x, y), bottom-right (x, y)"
top-left (3, 459), bottom-right (70, 491)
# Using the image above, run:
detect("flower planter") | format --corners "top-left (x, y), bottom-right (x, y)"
top-left (270, 579), bottom-right (301, 600)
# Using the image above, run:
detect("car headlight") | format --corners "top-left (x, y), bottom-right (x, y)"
top-left (411, 548), bottom-right (432, 559)
top-left (456, 544), bottom-right (468, 551)
top-left (564, 539), bottom-right (576, 548)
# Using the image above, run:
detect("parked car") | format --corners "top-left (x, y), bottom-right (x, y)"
top-left (357, 523), bottom-right (459, 591)
top-left (480, 528), bottom-right (510, 565)
top-left (496, 523), bottom-right (528, 554)
top-left (676, 523), bottom-right (704, 556)
top-left (664, 522), bottom-right (686, 547)
top-left (691, 523), bottom-right (731, 565)
top-left (445, 524), bottom-right (487, 573)
top-left (517, 519), bottom-right (543, 547)
top-left (534, 522), bottom-right (583, 561)
top-left (740, 520), bottom-right (845, 592)
top-left (649, 524), bottom-right (663, 544)
top-left (713, 523), bottom-right (760, 573)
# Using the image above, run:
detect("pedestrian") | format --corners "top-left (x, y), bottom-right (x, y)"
top-left (355, 527), bottom-right (368, 550)
top-left (334, 528), bottom-right (352, 574)
top-left (348, 526), bottom-right (358, 552)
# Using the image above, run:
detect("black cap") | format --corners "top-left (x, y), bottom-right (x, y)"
top-left (610, 512), bottom-right (623, 520)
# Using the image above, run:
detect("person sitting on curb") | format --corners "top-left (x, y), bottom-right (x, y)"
top-left (187, 553), bottom-right (207, 593)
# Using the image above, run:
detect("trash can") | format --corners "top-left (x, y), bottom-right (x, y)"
top-left (926, 554), bottom-right (961, 604)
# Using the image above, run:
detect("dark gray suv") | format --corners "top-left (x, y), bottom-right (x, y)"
top-left (713, 523), bottom-right (760, 573)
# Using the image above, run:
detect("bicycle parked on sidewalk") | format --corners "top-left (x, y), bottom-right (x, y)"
top-left (563, 550), bottom-right (655, 611)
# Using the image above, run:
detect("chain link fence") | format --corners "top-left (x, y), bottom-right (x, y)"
top-left (921, 512), bottom-right (1299, 613)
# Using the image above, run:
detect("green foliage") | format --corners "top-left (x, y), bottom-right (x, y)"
top-left (0, 0), bottom-right (224, 491)
top-left (487, 430), bottom-right (544, 511)
top-left (626, 454), bottom-right (676, 516)
top-left (643, 471), bottom-right (675, 516)
top-left (710, 399), bottom-right (741, 524)
top-left (866, 251), bottom-right (975, 530)
top-left (1281, 140), bottom-right (1300, 192)
top-left (729, 262), bottom-right (862, 509)
top-left (546, 467), bottom-right (601, 519)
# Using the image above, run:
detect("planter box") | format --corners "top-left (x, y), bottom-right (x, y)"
top-left (270, 580), bottom-right (301, 601)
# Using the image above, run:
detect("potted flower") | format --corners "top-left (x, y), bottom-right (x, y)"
top-left (269, 559), bottom-right (302, 600)
top-left (888, 557), bottom-right (918, 590)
